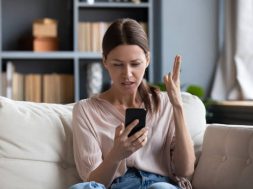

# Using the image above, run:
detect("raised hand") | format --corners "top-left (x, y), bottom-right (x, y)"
top-left (163, 55), bottom-right (183, 107)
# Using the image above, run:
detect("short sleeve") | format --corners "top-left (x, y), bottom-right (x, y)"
top-left (72, 102), bottom-right (102, 181)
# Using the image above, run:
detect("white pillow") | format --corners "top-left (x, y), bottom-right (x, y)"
top-left (182, 92), bottom-right (207, 159)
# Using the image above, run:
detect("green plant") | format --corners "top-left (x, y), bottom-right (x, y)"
top-left (186, 85), bottom-right (205, 100)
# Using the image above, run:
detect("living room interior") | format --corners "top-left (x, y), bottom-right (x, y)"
top-left (0, 0), bottom-right (253, 189)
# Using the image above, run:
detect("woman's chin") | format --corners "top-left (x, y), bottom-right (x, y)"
top-left (120, 84), bottom-right (137, 93)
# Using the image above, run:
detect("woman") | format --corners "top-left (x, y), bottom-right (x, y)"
top-left (70, 18), bottom-right (195, 189)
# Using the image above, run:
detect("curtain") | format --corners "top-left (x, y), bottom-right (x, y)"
top-left (211, 0), bottom-right (253, 100)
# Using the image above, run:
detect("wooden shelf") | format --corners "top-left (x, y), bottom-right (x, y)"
top-left (207, 102), bottom-right (253, 125)
top-left (78, 2), bottom-right (150, 8)
top-left (1, 52), bottom-right (74, 59)
top-left (1, 51), bottom-right (102, 59)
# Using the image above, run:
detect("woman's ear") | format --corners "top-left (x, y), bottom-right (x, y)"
top-left (102, 56), bottom-right (108, 69)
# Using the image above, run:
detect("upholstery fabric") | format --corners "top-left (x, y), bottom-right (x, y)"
top-left (0, 97), bottom-right (81, 189)
top-left (181, 92), bottom-right (206, 160)
top-left (192, 124), bottom-right (253, 189)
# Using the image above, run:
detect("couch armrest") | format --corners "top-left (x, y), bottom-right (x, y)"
top-left (192, 124), bottom-right (253, 189)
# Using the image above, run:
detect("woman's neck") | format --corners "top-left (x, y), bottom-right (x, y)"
top-left (99, 88), bottom-right (142, 109)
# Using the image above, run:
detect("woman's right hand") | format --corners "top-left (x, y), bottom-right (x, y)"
top-left (87, 121), bottom-right (148, 187)
top-left (110, 120), bottom-right (148, 162)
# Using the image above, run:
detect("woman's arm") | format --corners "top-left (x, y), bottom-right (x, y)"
top-left (164, 55), bottom-right (196, 177)
top-left (87, 122), bottom-right (149, 187)
top-left (87, 147), bottom-right (121, 187)
top-left (172, 105), bottom-right (196, 177)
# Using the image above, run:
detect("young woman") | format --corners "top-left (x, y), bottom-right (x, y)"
top-left (70, 18), bottom-right (195, 189)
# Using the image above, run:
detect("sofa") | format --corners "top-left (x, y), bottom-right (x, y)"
top-left (0, 92), bottom-right (253, 189)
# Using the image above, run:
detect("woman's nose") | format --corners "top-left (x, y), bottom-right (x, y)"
top-left (123, 66), bottom-right (132, 77)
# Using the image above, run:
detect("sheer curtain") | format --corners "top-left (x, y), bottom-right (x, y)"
top-left (211, 0), bottom-right (253, 100)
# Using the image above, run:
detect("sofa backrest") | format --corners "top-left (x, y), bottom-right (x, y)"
top-left (181, 92), bottom-right (207, 159)
top-left (0, 92), bottom-right (206, 189)
top-left (0, 97), bottom-right (81, 189)
top-left (192, 124), bottom-right (253, 189)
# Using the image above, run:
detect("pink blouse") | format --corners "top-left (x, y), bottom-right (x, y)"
top-left (72, 92), bottom-right (192, 189)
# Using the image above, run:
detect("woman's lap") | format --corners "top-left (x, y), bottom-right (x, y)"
top-left (149, 182), bottom-right (180, 189)
top-left (69, 168), bottom-right (180, 189)
top-left (69, 182), bottom-right (179, 189)
top-left (69, 181), bottom-right (106, 189)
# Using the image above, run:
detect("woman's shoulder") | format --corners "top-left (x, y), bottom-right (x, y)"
top-left (73, 96), bottom-right (100, 112)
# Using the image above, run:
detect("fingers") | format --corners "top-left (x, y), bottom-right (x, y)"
top-left (127, 128), bottom-right (148, 152)
top-left (130, 128), bottom-right (148, 146)
top-left (163, 55), bottom-right (181, 84)
top-left (115, 123), bottom-right (124, 138)
top-left (122, 119), bottom-right (139, 138)
top-left (128, 127), bottom-right (148, 142)
top-left (172, 55), bottom-right (181, 81)
top-left (163, 72), bottom-right (175, 90)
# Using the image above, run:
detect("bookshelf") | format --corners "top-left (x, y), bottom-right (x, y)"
top-left (0, 0), bottom-right (154, 103)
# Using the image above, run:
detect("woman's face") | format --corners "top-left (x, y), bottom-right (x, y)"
top-left (103, 44), bottom-right (149, 95)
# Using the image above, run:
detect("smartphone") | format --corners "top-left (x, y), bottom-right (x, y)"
top-left (125, 108), bottom-right (147, 137)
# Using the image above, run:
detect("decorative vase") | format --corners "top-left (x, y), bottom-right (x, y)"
top-left (86, 62), bottom-right (103, 97)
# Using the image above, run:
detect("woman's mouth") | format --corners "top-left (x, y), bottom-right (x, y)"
top-left (121, 81), bottom-right (135, 87)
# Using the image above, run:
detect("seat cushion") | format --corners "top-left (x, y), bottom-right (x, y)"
top-left (192, 124), bottom-right (253, 189)
top-left (0, 97), bottom-right (81, 189)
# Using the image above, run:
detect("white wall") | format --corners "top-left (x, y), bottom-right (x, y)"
top-left (160, 0), bottom-right (219, 95)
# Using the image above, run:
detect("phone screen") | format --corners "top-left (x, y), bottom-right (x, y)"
top-left (125, 108), bottom-right (147, 137)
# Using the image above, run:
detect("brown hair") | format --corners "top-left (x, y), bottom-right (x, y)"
top-left (102, 18), bottom-right (160, 113)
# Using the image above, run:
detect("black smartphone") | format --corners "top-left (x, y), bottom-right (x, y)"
top-left (125, 108), bottom-right (147, 137)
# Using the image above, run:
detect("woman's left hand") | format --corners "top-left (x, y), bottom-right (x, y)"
top-left (163, 55), bottom-right (183, 107)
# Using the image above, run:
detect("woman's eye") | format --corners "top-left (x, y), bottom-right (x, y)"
top-left (113, 64), bottom-right (122, 67)
top-left (131, 63), bottom-right (141, 67)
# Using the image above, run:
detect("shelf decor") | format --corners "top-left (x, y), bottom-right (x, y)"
top-left (33, 18), bottom-right (59, 52)
top-left (0, 0), bottom-right (154, 102)
top-left (86, 62), bottom-right (103, 97)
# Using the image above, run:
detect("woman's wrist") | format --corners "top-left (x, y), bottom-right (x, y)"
top-left (107, 148), bottom-right (122, 165)
top-left (172, 100), bottom-right (183, 109)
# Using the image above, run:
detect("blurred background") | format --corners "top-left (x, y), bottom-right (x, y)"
top-left (1, 0), bottom-right (253, 124)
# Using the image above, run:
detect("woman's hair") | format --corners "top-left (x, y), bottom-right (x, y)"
top-left (102, 18), bottom-right (160, 113)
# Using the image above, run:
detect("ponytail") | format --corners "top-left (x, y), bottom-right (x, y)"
top-left (138, 79), bottom-right (160, 113)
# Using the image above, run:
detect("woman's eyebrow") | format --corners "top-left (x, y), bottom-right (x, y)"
top-left (111, 59), bottom-right (124, 62)
top-left (130, 59), bottom-right (142, 62)
top-left (111, 58), bottom-right (142, 63)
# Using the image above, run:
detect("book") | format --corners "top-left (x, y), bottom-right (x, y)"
top-left (1, 72), bottom-right (7, 97)
top-left (12, 72), bottom-right (25, 101)
top-left (43, 73), bottom-right (74, 103)
top-left (25, 74), bottom-right (42, 102)
top-left (6, 61), bottom-right (15, 99)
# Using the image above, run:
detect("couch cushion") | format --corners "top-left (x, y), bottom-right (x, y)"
top-left (192, 124), bottom-right (253, 189)
top-left (181, 92), bottom-right (207, 159)
top-left (0, 97), bottom-right (81, 189)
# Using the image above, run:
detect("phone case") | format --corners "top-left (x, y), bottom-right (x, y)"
top-left (125, 108), bottom-right (147, 137)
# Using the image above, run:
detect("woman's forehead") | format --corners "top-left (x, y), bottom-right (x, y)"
top-left (107, 45), bottom-right (146, 59)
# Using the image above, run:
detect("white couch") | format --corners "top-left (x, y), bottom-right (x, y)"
top-left (0, 93), bottom-right (253, 189)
